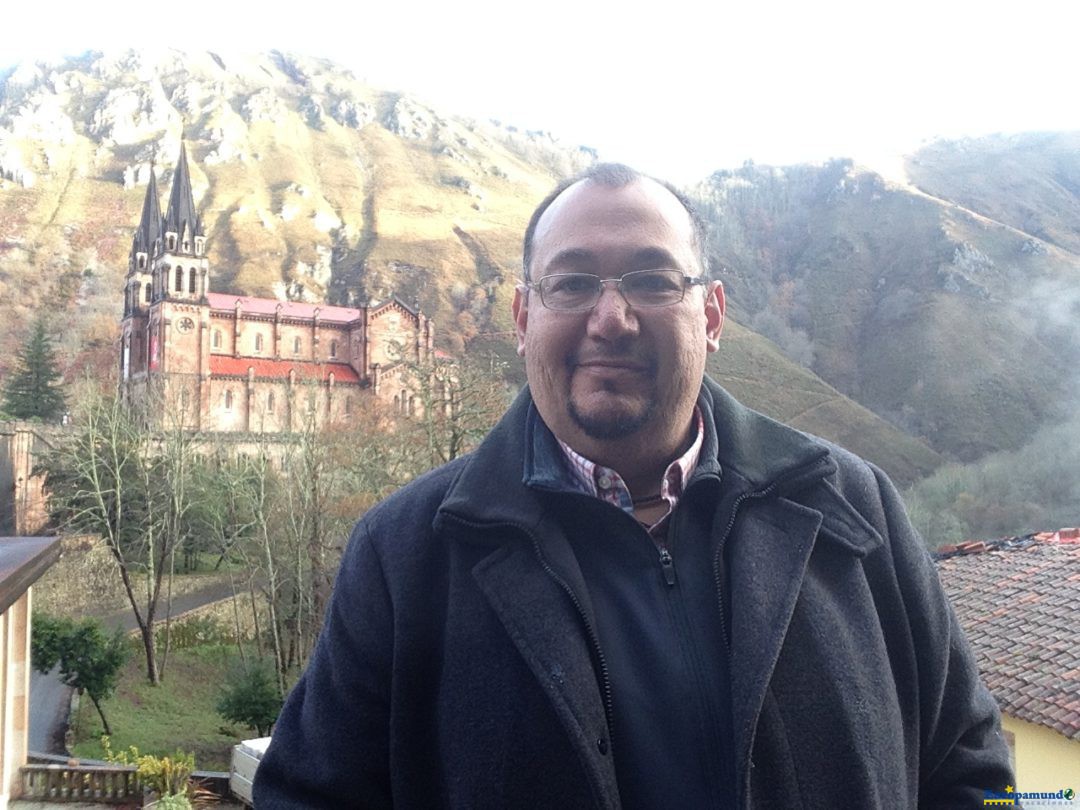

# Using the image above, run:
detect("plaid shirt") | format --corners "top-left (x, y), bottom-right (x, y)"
top-left (557, 408), bottom-right (705, 537)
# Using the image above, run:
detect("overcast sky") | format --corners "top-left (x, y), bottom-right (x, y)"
top-left (4, 0), bottom-right (1079, 183)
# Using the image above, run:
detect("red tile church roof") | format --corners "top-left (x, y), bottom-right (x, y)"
top-left (207, 293), bottom-right (363, 324)
top-left (935, 530), bottom-right (1080, 740)
top-left (210, 355), bottom-right (361, 383)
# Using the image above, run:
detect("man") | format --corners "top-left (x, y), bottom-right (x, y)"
top-left (254, 164), bottom-right (1013, 808)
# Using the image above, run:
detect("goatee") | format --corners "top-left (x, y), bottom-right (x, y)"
top-left (568, 396), bottom-right (657, 440)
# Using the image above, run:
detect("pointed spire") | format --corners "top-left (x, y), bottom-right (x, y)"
top-left (132, 167), bottom-right (163, 256)
top-left (164, 142), bottom-right (204, 241)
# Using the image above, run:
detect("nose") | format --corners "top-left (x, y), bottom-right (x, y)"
top-left (586, 281), bottom-right (639, 340)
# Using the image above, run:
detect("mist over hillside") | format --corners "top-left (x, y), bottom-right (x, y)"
top-left (1, 49), bottom-right (1077, 488)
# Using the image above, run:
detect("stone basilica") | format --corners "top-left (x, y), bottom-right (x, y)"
top-left (120, 146), bottom-right (434, 432)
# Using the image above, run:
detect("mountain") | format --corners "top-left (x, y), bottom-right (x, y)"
top-left (693, 150), bottom-right (1080, 463)
top-left (0, 50), bottom-right (596, 363)
top-left (8, 48), bottom-right (1073, 487)
top-left (906, 131), bottom-right (1080, 255)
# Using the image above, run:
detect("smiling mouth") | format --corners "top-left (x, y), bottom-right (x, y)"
top-left (573, 356), bottom-right (654, 377)
top-left (579, 360), bottom-right (644, 369)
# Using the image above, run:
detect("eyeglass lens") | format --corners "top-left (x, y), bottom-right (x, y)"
top-left (539, 270), bottom-right (687, 310)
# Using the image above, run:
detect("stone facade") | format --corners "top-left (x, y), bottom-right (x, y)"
top-left (119, 146), bottom-right (434, 430)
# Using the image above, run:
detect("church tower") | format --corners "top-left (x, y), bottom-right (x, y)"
top-left (153, 143), bottom-right (208, 304)
top-left (121, 167), bottom-right (162, 384)
top-left (121, 144), bottom-right (211, 425)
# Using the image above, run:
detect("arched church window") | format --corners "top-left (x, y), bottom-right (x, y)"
top-left (267, 392), bottom-right (275, 413)
top-left (138, 254), bottom-right (146, 270)
top-left (408, 396), bottom-right (416, 416)
top-left (167, 234), bottom-right (176, 251)
top-left (255, 334), bottom-right (264, 352)
top-left (293, 336), bottom-right (302, 354)
top-left (225, 390), bottom-right (233, 410)
top-left (144, 283), bottom-right (152, 303)
top-left (189, 269), bottom-right (197, 294)
top-left (183, 240), bottom-right (190, 253)
top-left (330, 340), bottom-right (337, 358)
top-left (174, 266), bottom-right (183, 292)
top-left (212, 330), bottom-right (222, 349)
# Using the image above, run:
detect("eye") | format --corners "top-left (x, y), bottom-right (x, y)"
top-left (546, 274), bottom-right (598, 295)
top-left (624, 270), bottom-right (681, 293)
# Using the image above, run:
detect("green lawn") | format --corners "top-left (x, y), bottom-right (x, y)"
top-left (70, 644), bottom-right (256, 772)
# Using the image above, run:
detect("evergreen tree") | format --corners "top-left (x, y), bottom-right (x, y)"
top-left (217, 661), bottom-right (283, 737)
top-left (1, 320), bottom-right (66, 420)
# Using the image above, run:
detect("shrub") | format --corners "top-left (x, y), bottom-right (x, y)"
top-left (155, 615), bottom-right (235, 650)
top-left (102, 737), bottom-right (195, 802)
top-left (147, 793), bottom-right (192, 809)
top-left (216, 661), bottom-right (282, 737)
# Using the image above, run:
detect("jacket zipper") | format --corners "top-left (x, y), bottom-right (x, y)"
top-left (712, 486), bottom-right (772, 651)
top-left (658, 545), bottom-right (676, 586)
top-left (440, 513), bottom-right (617, 759)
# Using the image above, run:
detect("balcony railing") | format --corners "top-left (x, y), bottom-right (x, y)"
top-left (19, 761), bottom-right (138, 802)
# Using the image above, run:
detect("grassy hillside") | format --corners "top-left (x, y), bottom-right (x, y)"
top-left (906, 131), bottom-right (1080, 254)
top-left (709, 320), bottom-right (943, 485)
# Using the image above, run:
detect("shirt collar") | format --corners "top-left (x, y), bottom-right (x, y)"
top-left (553, 408), bottom-right (706, 532)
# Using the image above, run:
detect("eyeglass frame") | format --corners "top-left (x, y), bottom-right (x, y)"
top-left (518, 268), bottom-right (710, 311)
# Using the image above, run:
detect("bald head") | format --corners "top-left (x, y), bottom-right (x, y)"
top-left (522, 163), bottom-right (709, 281)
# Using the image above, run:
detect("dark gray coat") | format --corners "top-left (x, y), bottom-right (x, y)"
top-left (254, 379), bottom-right (1012, 809)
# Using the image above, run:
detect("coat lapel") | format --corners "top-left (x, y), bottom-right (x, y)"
top-left (472, 525), bottom-right (620, 810)
top-left (726, 498), bottom-right (822, 801)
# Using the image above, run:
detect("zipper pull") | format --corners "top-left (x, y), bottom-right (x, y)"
top-left (658, 547), bottom-right (676, 586)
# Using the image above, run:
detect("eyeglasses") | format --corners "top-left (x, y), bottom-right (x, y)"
top-left (521, 269), bottom-right (708, 311)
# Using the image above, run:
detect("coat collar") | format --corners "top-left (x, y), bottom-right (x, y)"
top-left (436, 376), bottom-right (859, 534)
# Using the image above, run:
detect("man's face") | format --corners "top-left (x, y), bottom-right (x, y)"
top-left (513, 178), bottom-right (724, 456)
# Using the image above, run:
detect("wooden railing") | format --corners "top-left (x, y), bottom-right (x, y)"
top-left (20, 761), bottom-right (139, 802)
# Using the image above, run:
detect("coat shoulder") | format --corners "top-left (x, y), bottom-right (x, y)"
top-left (817, 437), bottom-right (885, 498)
top-left (353, 455), bottom-right (472, 555)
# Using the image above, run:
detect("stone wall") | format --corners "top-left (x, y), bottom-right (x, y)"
top-left (31, 536), bottom-right (129, 618)
top-left (0, 422), bottom-right (54, 537)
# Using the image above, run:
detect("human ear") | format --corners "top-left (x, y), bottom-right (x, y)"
top-left (704, 280), bottom-right (725, 352)
top-left (512, 286), bottom-right (529, 357)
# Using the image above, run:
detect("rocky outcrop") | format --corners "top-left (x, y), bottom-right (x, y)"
top-left (382, 97), bottom-right (441, 140)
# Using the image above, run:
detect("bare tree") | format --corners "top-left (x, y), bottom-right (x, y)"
top-left (398, 349), bottom-right (512, 471)
top-left (40, 385), bottom-right (200, 685)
